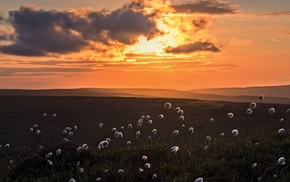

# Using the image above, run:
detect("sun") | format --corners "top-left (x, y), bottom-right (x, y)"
top-left (125, 13), bottom-right (185, 56)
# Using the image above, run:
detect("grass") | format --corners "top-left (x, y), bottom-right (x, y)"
top-left (2, 135), bottom-right (290, 181)
top-left (0, 96), bottom-right (290, 181)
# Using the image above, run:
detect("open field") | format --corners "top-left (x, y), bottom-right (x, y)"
top-left (0, 96), bottom-right (290, 181)
top-left (1, 96), bottom-right (289, 146)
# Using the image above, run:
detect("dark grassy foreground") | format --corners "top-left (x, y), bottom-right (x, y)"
top-left (2, 136), bottom-right (290, 181)
top-left (0, 96), bottom-right (290, 181)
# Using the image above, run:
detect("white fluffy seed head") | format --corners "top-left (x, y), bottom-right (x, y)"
top-left (177, 110), bottom-right (184, 115)
top-left (127, 124), bottom-right (132, 128)
top-left (56, 149), bottom-right (61, 156)
top-left (231, 129), bottom-right (239, 136)
top-left (96, 177), bottom-right (101, 181)
top-left (247, 108), bottom-right (253, 115)
top-left (45, 152), bottom-right (53, 158)
top-left (151, 129), bottom-right (157, 135)
top-left (278, 128), bottom-right (286, 135)
top-left (46, 159), bottom-right (53, 165)
top-left (145, 115), bottom-right (150, 120)
top-left (139, 168), bottom-right (144, 173)
top-left (209, 118), bottom-right (214, 122)
top-left (178, 116), bottom-right (184, 121)
top-left (76, 161), bottom-right (80, 167)
top-left (144, 163), bottom-right (151, 168)
top-left (82, 144), bottom-right (88, 150)
top-left (158, 114), bottom-right (164, 119)
top-left (250, 102), bottom-right (257, 109)
top-left (269, 107), bottom-right (275, 114)
top-left (175, 107), bottom-right (180, 112)
top-left (277, 157), bottom-right (286, 165)
top-left (99, 123), bottom-right (103, 128)
top-left (69, 178), bottom-right (75, 182)
top-left (137, 123), bottom-right (142, 128)
top-left (78, 167), bottom-right (84, 173)
top-left (173, 130), bottom-right (179, 135)
top-left (118, 169), bottom-right (124, 174)
top-left (227, 112), bottom-right (234, 119)
top-left (194, 177), bottom-right (204, 182)
top-left (127, 141), bottom-right (131, 145)
top-left (147, 120), bottom-right (153, 124)
top-left (164, 102), bottom-right (171, 109)
top-left (170, 146), bottom-right (179, 153)
top-left (142, 155), bottom-right (148, 160)
top-left (188, 127), bottom-right (194, 133)
top-left (206, 136), bottom-right (211, 141)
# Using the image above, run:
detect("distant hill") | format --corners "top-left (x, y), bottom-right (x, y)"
top-left (191, 85), bottom-right (290, 99)
top-left (0, 86), bottom-right (289, 104)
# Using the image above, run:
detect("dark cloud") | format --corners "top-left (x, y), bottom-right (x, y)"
top-left (171, 0), bottom-right (238, 14)
top-left (164, 42), bottom-right (220, 54)
top-left (0, 3), bottom-right (160, 56)
top-left (192, 17), bottom-right (209, 30)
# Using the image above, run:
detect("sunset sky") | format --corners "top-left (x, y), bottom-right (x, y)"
top-left (0, 0), bottom-right (290, 89)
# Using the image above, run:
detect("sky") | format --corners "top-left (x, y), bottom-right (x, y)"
top-left (0, 0), bottom-right (290, 90)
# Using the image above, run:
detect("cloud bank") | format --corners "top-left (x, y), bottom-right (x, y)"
top-left (0, 3), bottom-right (160, 56)
top-left (0, 0), bottom-right (227, 58)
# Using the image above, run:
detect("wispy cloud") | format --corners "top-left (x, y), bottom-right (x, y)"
top-left (164, 42), bottom-right (220, 54)
top-left (0, 67), bottom-right (95, 76)
top-left (271, 38), bottom-right (280, 42)
top-left (171, 0), bottom-right (238, 14)
top-left (256, 11), bottom-right (290, 17)
top-left (282, 30), bottom-right (290, 35)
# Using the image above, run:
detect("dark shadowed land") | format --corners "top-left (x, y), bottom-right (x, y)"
top-left (0, 95), bottom-right (289, 147)
top-left (1, 85), bottom-right (290, 104)
top-left (0, 91), bottom-right (290, 181)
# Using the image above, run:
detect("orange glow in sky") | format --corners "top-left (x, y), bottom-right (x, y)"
top-left (0, 0), bottom-right (290, 89)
